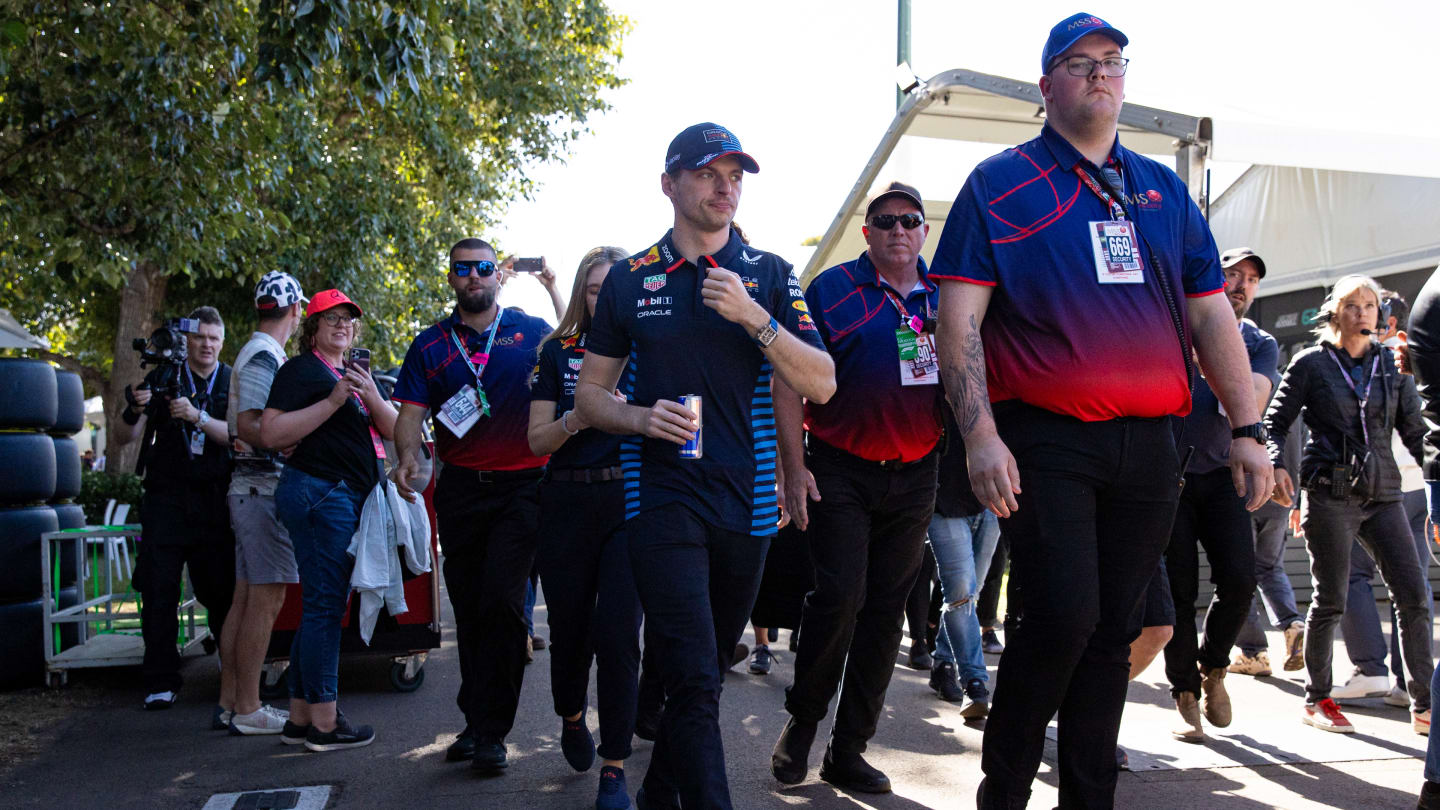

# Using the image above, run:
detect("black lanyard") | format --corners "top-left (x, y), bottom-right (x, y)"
top-left (1074, 163), bottom-right (1128, 221)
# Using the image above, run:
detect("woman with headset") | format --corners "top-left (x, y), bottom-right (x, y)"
top-left (1266, 274), bottom-right (1433, 735)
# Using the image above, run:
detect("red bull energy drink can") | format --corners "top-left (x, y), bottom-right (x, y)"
top-left (680, 394), bottom-right (702, 459)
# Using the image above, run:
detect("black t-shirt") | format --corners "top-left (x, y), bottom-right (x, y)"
top-left (143, 361), bottom-right (232, 486)
top-left (934, 408), bottom-right (983, 518)
top-left (529, 332), bottom-right (624, 470)
top-left (266, 352), bottom-right (380, 493)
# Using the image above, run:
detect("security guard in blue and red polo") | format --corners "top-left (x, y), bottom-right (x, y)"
top-left (574, 122), bottom-right (835, 810)
top-left (772, 181), bottom-right (943, 795)
top-left (391, 238), bottom-right (552, 774)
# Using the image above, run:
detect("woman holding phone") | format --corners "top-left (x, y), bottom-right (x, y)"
top-left (1265, 274), bottom-right (1432, 735)
top-left (262, 289), bottom-right (398, 752)
top-left (526, 247), bottom-right (638, 809)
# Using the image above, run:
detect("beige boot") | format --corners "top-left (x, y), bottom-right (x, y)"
top-left (1200, 665), bottom-right (1232, 727)
top-left (1172, 691), bottom-right (1205, 743)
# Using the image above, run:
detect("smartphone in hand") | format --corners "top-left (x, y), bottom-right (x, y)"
top-left (513, 257), bottom-right (544, 274)
top-left (346, 347), bottom-right (372, 375)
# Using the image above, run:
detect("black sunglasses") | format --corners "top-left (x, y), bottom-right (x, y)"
top-left (869, 213), bottom-right (925, 231)
top-left (451, 260), bottom-right (498, 277)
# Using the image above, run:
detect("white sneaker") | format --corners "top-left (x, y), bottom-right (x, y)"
top-left (1384, 686), bottom-right (1412, 708)
top-left (1331, 671), bottom-right (1391, 700)
top-left (229, 704), bottom-right (291, 735)
top-left (143, 691), bottom-right (178, 710)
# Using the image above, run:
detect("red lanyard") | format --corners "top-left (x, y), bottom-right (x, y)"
top-left (313, 351), bottom-right (387, 459)
top-left (1074, 164), bottom-right (1127, 221)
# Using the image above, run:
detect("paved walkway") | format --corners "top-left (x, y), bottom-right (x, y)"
top-left (0, 588), bottom-right (1430, 809)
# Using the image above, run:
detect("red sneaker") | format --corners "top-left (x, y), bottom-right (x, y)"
top-left (1302, 698), bottom-right (1355, 733)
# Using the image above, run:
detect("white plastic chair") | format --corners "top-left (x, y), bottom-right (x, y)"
top-left (107, 503), bottom-right (133, 581)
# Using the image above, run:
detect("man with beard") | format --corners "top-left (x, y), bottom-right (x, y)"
top-left (391, 238), bottom-right (552, 773)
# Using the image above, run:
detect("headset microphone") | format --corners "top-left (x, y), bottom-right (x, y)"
top-left (1359, 329), bottom-right (1374, 336)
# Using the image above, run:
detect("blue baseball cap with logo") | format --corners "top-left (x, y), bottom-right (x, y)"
top-left (1041, 13), bottom-right (1128, 74)
top-left (664, 122), bottom-right (760, 174)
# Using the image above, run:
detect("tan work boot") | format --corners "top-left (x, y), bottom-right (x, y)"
top-left (1200, 665), bottom-right (1232, 728)
top-left (1172, 691), bottom-right (1205, 743)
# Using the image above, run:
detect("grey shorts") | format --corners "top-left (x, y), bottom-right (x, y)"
top-left (229, 492), bottom-right (299, 585)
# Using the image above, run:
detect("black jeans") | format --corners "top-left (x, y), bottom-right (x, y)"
top-left (977, 533), bottom-right (1009, 630)
top-left (628, 502), bottom-right (770, 810)
top-left (433, 465), bottom-right (541, 744)
top-left (1162, 466), bottom-right (1257, 697)
top-left (979, 404), bottom-right (1179, 810)
top-left (136, 485), bottom-right (234, 694)
top-left (785, 447), bottom-right (938, 753)
top-left (537, 477), bottom-right (641, 761)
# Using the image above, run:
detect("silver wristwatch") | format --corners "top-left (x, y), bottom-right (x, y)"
top-left (754, 317), bottom-right (779, 348)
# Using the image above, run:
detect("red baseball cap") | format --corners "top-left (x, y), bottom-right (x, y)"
top-left (307, 288), bottom-right (363, 318)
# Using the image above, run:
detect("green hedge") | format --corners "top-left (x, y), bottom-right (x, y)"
top-left (76, 470), bottom-right (144, 525)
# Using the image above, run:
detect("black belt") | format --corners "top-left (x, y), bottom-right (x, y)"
top-left (547, 466), bottom-right (624, 483)
top-left (450, 466), bottom-right (546, 484)
top-left (805, 436), bottom-right (935, 471)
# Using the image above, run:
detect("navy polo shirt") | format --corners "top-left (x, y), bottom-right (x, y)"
top-left (392, 307), bottom-right (552, 471)
top-left (530, 332), bottom-right (624, 471)
top-left (930, 123), bottom-right (1225, 422)
top-left (803, 251), bottom-right (943, 462)
top-left (1186, 319), bottom-right (1280, 474)
top-left (586, 228), bottom-right (828, 536)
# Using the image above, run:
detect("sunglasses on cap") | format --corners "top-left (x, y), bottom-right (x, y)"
top-left (869, 213), bottom-right (925, 231)
top-left (451, 260), bottom-right (498, 277)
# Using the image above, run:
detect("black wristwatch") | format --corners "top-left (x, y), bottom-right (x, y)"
top-left (1231, 422), bottom-right (1269, 445)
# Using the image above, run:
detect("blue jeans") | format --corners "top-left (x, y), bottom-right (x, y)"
top-left (1235, 501), bottom-right (1304, 655)
top-left (524, 574), bottom-right (537, 636)
top-left (1340, 488), bottom-right (1432, 681)
top-left (1428, 663), bottom-right (1440, 781)
top-left (275, 467), bottom-right (365, 705)
top-left (929, 510), bottom-right (1000, 685)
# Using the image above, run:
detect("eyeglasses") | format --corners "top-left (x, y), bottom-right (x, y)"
top-left (1053, 56), bottom-right (1129, 78)
top-left (451, 260), bottom-right (497, 277)
top-left (869, 213), bottom-right (925, 231)
top-left (320, 312), bottom-right (357, 327)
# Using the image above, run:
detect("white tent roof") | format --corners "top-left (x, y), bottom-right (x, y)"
top-left (1208, 165), bottom-right (1440, 297)
top-left (0, 308), bottom-right (47, 350)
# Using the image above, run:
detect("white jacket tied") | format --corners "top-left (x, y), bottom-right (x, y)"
top-left (348, 479), bottom-right (433, 644)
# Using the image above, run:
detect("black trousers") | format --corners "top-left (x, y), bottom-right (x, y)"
top-left (1162, 466), bottom-right (1257, 697)
top-left (979, 405), bottom-right (1179, 810)
top-left (977, 533), bottom-right (1008, 630)
top-left (433, 465), bottom-right (541, 744)
top-left (136, 485), bottom-right (234, 694)
top-left (785, 447), bottom-right (938, 753)
top-left (536, 477), bottom-right (641, 761)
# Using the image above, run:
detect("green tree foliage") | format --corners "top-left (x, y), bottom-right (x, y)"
top-left (0, 0), bottom-right (625, 472)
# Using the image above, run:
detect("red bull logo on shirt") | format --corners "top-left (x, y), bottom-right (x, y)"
top-left (629, 246), bottom-right (661, 272)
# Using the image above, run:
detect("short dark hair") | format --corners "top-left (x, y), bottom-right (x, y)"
top-left (188, 306), bottom-right (223, 330)
top-left (257, 302), bottom-right (296, 323)
top-left (1384, 290), bottom-right (1410, 332)
top-left (449, 238), bottom-right (495, 262)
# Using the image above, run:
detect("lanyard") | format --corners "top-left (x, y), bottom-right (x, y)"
top-left (1074, 163), bottom-right (1127, 222)
top-left (182, 364), bottom-right (218, 401)
top-left (312, 350), bottom-right (386, 460)
top-left (1326, 348), bottom-right (1381, 449)
top-left (450, 309), bottom-right (504, 388)
top-left (881, 285), bottom-right (931, 335)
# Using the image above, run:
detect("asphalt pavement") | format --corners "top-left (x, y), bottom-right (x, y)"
top-left (0, 582), bottom-right (1432, 809)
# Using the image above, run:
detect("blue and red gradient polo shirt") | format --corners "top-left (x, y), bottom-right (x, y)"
top-left (930, 124), bottom-right (1225, 422)
top-left (803, 251), bottom-right (943, 463)
top-left (586, 228), bottom-right (828, 537)
top-left (392, 307), bottom-right (552, 471)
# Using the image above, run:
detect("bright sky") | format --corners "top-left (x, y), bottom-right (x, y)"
top-left (490, 0), bottom-right (1440, 319)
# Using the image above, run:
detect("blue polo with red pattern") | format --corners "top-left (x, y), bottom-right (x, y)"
top-left (803, 251), bottom-right (943, 462)
top-left (392, 307), bottom-right (552, 470)
top-left (929, 123), bottom-right (1225, 421)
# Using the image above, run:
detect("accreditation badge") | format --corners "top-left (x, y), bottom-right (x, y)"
top-left (1090, 220), bottom-right (1144, 284)
top-left (436, 385), bottom-right (483, 438)
top-left (188, 427), bottom-right (206, 456)
top-left (895, 328), bottom-right (940, 386)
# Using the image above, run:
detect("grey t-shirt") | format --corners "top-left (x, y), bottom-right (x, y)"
top-left (229, 333), bottom-right (286, 495)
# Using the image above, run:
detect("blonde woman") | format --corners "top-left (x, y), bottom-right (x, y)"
top-left (1266, 274), bottom-right (1431, 735)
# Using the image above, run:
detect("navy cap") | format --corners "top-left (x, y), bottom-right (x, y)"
top-left (1041, 13), bottom-right (1128, 74)
top-left (664, 123), bottom-right (760, 174)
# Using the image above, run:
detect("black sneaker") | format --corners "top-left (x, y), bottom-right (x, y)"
top-left (472, 741), bottom-right (508, 773)
top-left (304, 715), bottom-right (375, 752)
top-left (819, 746), bottom-right (891, 794)
top-left (281, 720), bottom-right (312, 745)
top-left (928, 661), bottom-right (964, 702)
top-left (445, 726), bottom-right (476, 761)
top-left (960, 678), bottom-right (990, 720)
top-left (560, 716), bottom-right (596, 772)
top-left (771, 716), bottom-right (817, 785)
top-left (749, 645), bottom-right (774, 675)
top-left (981, 628), bottom-right (1004, 655)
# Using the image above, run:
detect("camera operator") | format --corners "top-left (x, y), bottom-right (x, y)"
top-left (116, 306), bottom-right (236, 713)
top-left (1266, 274), bottom-right (1433, 735)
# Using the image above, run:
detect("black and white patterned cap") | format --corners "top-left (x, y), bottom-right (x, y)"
top-left (254, 271), bottom-right (308, 310)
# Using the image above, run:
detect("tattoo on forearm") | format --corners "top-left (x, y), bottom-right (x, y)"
top-left (942, 314), bottom-right (991, 435)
